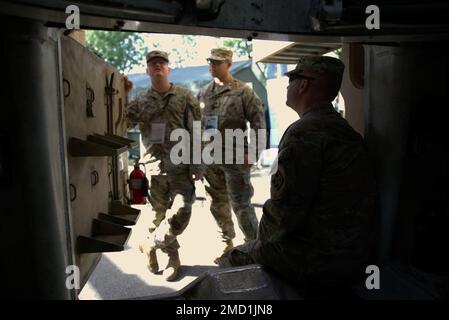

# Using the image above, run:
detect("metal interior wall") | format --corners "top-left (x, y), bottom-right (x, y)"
top-left (0, 16), bottom-right (76, 299)
top-left (363, 43), bottom-right (449, 271)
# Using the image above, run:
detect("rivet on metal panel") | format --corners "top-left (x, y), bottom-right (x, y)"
top-left (250, 2), bottom-right (263, 10)
top-left (251, 17), bottom-right (263, 25)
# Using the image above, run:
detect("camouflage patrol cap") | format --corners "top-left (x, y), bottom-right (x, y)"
top-left (207, 48), bottom-right (233, 63)
top-left (146, 50), bottom-right (169, 63)
top-left (285, 56), bottom-right (345, 78)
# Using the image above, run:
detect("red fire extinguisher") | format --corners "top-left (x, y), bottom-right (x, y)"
top-left (128, 162), bottom-right (149, 204)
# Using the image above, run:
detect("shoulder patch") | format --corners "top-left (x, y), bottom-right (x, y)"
top-left (270, 164), bottom-right (287, 200)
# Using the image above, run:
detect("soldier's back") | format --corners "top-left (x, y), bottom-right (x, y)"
top-left (259, 102), bottom-right (377, 287)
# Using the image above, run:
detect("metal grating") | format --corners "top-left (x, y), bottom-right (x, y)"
top-left (257, 42), bottom-right (341, 64)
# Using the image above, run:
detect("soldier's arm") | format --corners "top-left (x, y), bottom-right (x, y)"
top-left (259, 132), bottom-right (323, 238)
top-left (126, 95), bottom-right (142, 129)
top-left (242, 87), bottom-right (267, 163)
top-left (185, 92), bottom-right (205, 178)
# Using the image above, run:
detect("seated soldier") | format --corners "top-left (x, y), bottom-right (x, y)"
top-left (216, 56), bottom-right (377, 290)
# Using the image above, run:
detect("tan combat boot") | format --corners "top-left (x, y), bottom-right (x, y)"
top-left (214, 239), bottom-right (234, 265)
top-left (224, 239), bottom-right (234, 253)
top-left (149, 211), bottom-right (166, 233)
top-left (139, 243), bottom-right (159, 274)
top-left (148, 248), bottom-right (159, 274)
top-left (163, 251), bottom-right (180, 281)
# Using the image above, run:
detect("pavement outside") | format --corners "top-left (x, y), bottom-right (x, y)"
top-left (78, 167), bottom-right (271, 300)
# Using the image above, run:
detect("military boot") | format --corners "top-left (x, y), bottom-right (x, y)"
top-left (213, 239), bottom-right (233, 264)
top-left (148, 248), bottom-right (159, 274)
top-left (224, 239), bottom-right (234, 253)
top-left (139, 243), bottom-right (159, 274)
top-left (138, 242), bottom-right (150, 256)
top-left (163, 250), bottom-right (180, 281)
top-left (149, 211), bottom-right (166, 233)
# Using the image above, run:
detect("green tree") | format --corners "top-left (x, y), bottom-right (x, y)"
top-left (222, 38), bottom-right (252, 59)
top-left (164, 35), bottom-right (199, 68)
top-left (86, 30), bottom-right (149, 73)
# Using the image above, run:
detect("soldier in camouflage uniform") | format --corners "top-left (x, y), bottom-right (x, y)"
top-left (197, 48), bottom-right (266, 261)
top-left (127, 50), bottom-right (204, 281)
top-left (216, 56), bottom-right (377, 289)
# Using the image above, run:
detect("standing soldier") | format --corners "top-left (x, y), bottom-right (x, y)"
top-left (197, 48), bottom-right (266, 262)
top-left (127, 50), bottom-right (203, 281)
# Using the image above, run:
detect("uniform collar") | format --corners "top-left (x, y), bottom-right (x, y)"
top-left (301, 102), bottom-right (335, 119)
top-left (148, 83), bottom-right (175, 99)
top-left (211, 77), bottom-right (234, 95)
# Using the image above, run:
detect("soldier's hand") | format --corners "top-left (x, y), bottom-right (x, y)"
top-left (124, 76), bottom-right (133, 93)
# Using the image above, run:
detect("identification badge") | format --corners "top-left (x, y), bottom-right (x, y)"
top-left (149, 123), bottom-right (166, 144)
top-left (205, 115), bottom-right (218, 133)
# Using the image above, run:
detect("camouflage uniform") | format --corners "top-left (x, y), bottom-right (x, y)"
top-left (217, 56), bottom-right (377, 289)
top-left (128, 52), bottom-right (203, 257)
top-left (198, 48), bottom-right (266, 243)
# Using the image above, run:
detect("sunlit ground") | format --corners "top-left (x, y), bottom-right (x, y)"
top-left (79, 167), bottom-right (270, 300)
